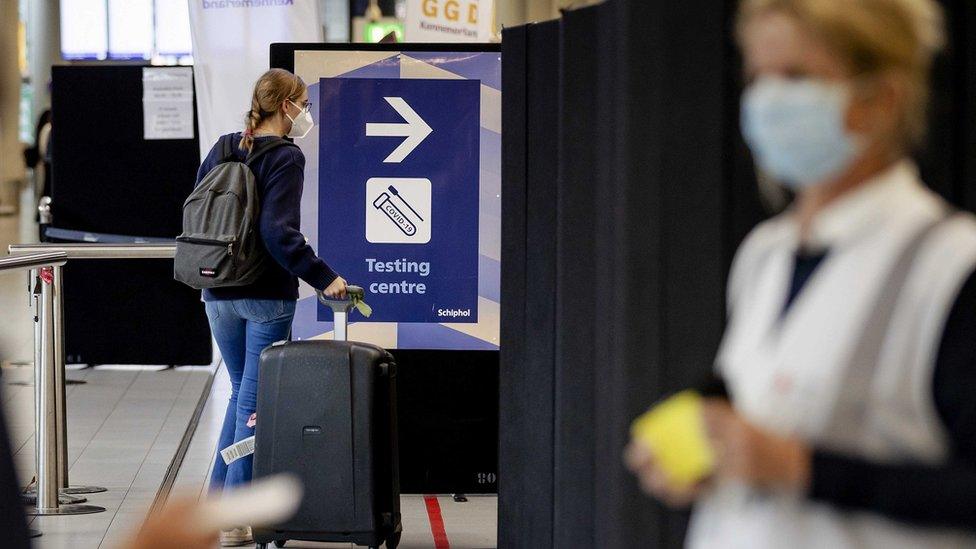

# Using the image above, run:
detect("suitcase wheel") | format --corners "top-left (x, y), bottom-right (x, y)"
top-left (274, 541), bottom-right (287, 548)
top-left (386, 531), bottom-right (401, 549)
top-left (255, 544), bottom-right (267, 549)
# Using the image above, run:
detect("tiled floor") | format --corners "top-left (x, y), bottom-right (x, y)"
top-left (2, 364), bottom-right (214, 548)
top-left (3, 364), bottom-right (498, 549)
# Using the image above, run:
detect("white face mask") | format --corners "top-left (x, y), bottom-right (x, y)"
top-left (285, 100), bottom-right (314, 139)
top-left (741, 76), bottom-right (865, 190)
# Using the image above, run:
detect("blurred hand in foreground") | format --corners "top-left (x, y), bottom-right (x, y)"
top-left (701, 400), bottom-right (811, 491)
top-left (624, 441), bottom-right (706, 508)
top-left (626, 398), bottom-right (811, 507)
top-left (121, 499), bottom-right (216, 549)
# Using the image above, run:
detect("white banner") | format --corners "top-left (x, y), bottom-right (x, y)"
top-left (404, 0), bottom-right (494, 43)
top-left (188, 0), bottom-right (322, 160)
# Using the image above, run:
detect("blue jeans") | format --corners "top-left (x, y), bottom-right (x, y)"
top-left (205, 298), bottom-right (296, 493)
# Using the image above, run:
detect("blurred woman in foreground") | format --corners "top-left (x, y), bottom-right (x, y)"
top-left (628, 0), bottom-right (976, 547)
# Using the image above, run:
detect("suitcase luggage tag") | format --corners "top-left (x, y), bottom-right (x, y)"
top-left (630, 390), bottom-right (715, 487)
top-left (221, 436), bottom-right (256, 465)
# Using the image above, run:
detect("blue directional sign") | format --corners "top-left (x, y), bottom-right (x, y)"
top-left (317, 78), bottom-right (481, 323)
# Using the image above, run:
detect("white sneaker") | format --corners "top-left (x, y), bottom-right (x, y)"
top-left (220, 526), bottom-right (253, 547)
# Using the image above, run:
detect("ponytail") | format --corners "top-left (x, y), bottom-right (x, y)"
top-left (238, 69), bottom-right (307, 152)
top-left (239, 105), bottom-right (262, 151)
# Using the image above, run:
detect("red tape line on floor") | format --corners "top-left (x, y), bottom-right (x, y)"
top-left (424, 495), bottom-right (450, 549)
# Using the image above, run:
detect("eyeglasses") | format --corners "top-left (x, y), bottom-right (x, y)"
top-left (291, 99), bottom-right (312, 113)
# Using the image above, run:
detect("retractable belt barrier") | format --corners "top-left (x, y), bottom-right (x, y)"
top-left (6, 243), bottom-right (176, 516)
top-left (4, 244), bottom-right (372, 517)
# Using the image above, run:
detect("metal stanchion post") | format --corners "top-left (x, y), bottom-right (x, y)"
top-left (33, 269), bottom-right (57, 511)
top-left (21, 268), bottom-right (93, 505)
top-left (25, 268), bottom-right (103, 516)
top-left (53, 265), bottom-right (68, 489)
top-left (50, 265), bottom-right (106, 496)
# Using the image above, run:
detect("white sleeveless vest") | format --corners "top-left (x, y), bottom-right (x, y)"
top-left (686, 161), bottom-right (976, 549)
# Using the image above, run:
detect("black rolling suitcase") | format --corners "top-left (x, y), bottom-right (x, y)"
top-left (253, 287), bottom-right (401, 549)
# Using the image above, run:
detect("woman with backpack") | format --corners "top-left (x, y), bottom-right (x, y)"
top-left (189, 68), bottom-right (346, 547)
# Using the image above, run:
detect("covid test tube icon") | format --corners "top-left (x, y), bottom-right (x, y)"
top-left (372, 185), bottom-right (424, 237)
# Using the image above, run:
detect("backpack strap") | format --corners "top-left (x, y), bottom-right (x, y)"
top-left (245, 137), bottom-right (297, 167)
top-left (218, 134), bottom-right (239, 163)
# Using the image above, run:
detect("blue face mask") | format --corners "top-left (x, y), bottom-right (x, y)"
top-left (741, 77), bottom-right (864, 190)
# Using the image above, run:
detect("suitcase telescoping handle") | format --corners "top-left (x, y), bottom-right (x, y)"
top-left (316, 285), bottom-right (365, 342)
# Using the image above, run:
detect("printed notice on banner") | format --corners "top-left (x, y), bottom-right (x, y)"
top-left (142, 67), bottom-right (194, 140)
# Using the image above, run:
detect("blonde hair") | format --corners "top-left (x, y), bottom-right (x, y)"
top-left (736, 0), bottom-right (945, 146)
top-left (239, 69), bottom-right (307, 151)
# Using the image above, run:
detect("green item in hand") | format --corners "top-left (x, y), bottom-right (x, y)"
top-left (352, 296), bottom-right (373, 318)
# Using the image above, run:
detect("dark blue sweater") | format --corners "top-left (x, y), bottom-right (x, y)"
top-left (199, 134), bottom-right (338, 302)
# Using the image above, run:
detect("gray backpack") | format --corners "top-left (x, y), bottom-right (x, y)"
top-left (175, 135), bottom-right (295, 289)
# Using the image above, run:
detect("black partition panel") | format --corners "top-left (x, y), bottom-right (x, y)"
top-left (59, 258), bottom-right (212, 367)
top-left (392, 350), bottom-right (498, 494)
top-left (50, 66), bottom-right (211, 366)
top-left (552, 7), bottom-right (600, 544)
top-left (51, 65), bottom-right (199, 236)
top-left (918, 1), bottom-right (976, 210)
top-left (498, 19), bottom-right (559, 549)
top-left (499, 0), bottom-right (976, 547)
top-left (500, 3), bottom-right (734, 546)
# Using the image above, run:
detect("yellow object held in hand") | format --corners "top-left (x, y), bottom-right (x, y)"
top-left (630, 390), bottom-right (715, 487)
top-left (352, 296), bottom-right (373, 318)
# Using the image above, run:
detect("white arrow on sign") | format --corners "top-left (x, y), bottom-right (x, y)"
top-left (366, 97), bottom-right (433, 163)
